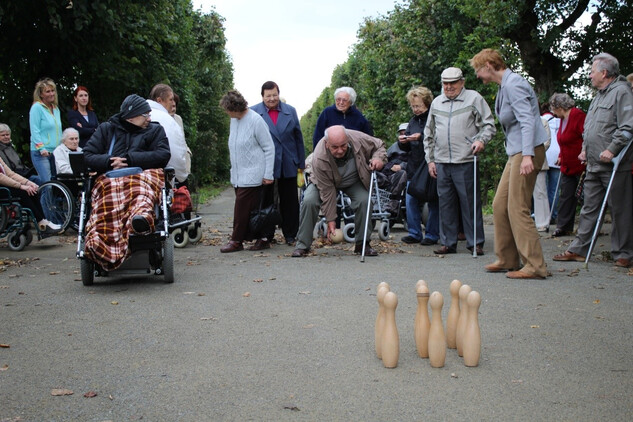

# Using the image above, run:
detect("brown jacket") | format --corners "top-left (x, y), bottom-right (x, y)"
top-left (312, 129), bottom-right (387, 222)
top-left (0, 156), bottom-right (29, 190)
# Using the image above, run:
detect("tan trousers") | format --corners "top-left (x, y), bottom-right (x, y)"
top-left (492, 146), bottom-right (547, 277)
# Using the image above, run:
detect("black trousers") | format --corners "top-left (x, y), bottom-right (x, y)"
top-left (263, 177), bottom-right (299, 240)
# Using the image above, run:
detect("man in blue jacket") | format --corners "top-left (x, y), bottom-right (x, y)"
top-left (251, 81), bottom-right (305, 246)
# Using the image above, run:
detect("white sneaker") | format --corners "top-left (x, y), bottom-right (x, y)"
top-left (47, 221), bottom-right (62, 230)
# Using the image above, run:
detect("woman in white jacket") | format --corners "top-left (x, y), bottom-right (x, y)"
top-left (219, 90), bottom-right (275, 253)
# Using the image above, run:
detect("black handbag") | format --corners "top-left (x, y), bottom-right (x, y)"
top-left (249, 190), bottom-right (282, 236)
top-left (407, 161), bottom-right (438, 202)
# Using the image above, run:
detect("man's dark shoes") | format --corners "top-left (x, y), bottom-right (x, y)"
top-left (131, 215), bottom-right (151, 233)
top-left (434, 245), bottom-right (456, 255)
top-left (355, 242), bottom-right (378, 256)
top-left (552, 228), bottom-right (571, 237)
top-left (221, 240), bottom-right (243, 253)
top-left (420, 238), bottom-right (438, 246)
top-left (248, 239), bottom-right (270, 251)
top-left (292, 248), bottom-right (310, 257)
top-left (285, 237), bottom-right (296, 245)
top-left (401, 235), bottom-right (420, 244)
top-left (615, 258), bottom-right (630, 268)
top-left (467, 245), bottom-right (485, 256)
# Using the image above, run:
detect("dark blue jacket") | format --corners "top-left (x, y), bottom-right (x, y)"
top-left (251, 102), bottom-right (305, 179)
top-left (84, 114), bottom-right (170, 173)
top-left (67, 109), bottom-right (99, 148)
top-left (312, 104), bottom-right (373, 149)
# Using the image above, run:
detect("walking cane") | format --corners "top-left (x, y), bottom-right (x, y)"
top-left (548, 170), bottom-right (562, 228)
top-left (361, 170), bottom-right (376, 262)
top-left (584, 141), bottom-right (632, 269)
top-left (472, 154), bottom-right (478, 258)
top-left (466, 137), bottom-right (478, 258)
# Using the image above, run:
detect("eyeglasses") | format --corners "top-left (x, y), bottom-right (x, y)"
top-left (140, 113), bottom-right (151, 119)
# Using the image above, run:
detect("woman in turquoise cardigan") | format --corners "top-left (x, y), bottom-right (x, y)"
top-left (29, 78), bottom-right (62, 184)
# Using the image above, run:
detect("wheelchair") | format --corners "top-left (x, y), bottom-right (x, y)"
top-left (73, 154), bottom-right (177, 286)
top-left (312, 173), bottom-right (392, 243)
top-left (0, 187), bottom-right (39, 251)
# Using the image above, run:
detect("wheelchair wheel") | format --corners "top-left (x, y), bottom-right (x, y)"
top-left (379, 221), bottom-right (390, 241)
top-left (7, 232), bottom-right (27, 251)
top-left (163, 236), bottom-right (175, 283)
top-left (343, 222), bottom-right (355, 243)
top-left (173, 228), bottom-right (189, 248)
top-left (80, 259), bottom-right (94, 286)
top-left (188, 224), bottom-right (203, 244)
top-left (38, 181), bottom-right (74, 231)
top-left (313, 219), bottom-right (326, 239)
top-left (24, 229), bottom-right (34, 246)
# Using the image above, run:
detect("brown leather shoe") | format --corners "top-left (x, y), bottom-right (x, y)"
top-left (553, 251), bottom-right (585, 262)
top-left (506, 270), bottom-right (545, 280)
top-left (615, 258), bottom-right (631, 268)
top-left (249, 239), bottom-right (270, 251)
top-left (291, 248), bottom-right (310, 257)
top-left (434, 246), bottom-right (456, 255)
top-left (485, 262), bottom-right (513, 272)
top-left (354, 242), bottom-right (378, 256)
top-left (220, 240), bottom-right (243, 253)
top-left (468, 245), bottom-right (485, 256)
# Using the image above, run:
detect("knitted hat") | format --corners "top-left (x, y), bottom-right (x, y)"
top-left (119, 94), bottom-right (151, 119)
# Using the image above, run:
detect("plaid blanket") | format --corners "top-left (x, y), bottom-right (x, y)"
top-left (84, 168), bottom-right (164, 271)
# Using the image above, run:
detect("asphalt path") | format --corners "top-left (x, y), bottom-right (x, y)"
top-left (1, 188), bottom-right (632, 421)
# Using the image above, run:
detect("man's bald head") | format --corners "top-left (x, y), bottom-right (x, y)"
top-left (324, 125), bottom-right (349, 159)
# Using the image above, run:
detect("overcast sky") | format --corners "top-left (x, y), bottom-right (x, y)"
top-left (194, 0), bottom-right (400, 117)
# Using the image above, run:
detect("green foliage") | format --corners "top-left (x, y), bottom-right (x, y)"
top-left (300, 0), bottom-right (632, 204)
top-left (0, 0), bottom-right (233, 184)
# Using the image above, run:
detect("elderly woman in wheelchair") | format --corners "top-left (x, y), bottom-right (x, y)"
top-left (78, 94), bottom-right (173, 285)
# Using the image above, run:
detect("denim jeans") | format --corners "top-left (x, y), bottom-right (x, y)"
top-left (31, 150), bottom-right (56, 222)
top-left (405, 181), bottom-right (439, 241)
top-left (546, 168), bottom-right (561, 220)
top-left (30, 150), bottom-right (56, 183)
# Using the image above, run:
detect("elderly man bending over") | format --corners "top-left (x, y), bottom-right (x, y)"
top-left (292, 125), bottom-right (387, 257)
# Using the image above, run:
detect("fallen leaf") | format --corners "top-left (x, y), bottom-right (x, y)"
top-left (511, 379), bottom-right (523, 384)
top-left (0, 344), bottom-right (10, 348)
top-left (299, 291), bottom-right (311, 295)
top-left (49, 271), bottom-right (60, 275)
top-left (197, 293), bottom-right (206, 296)
top-left (183, 292), bottom-right (196, 295)
top-left (593, 299), bottom-right (600, 304)
top-left (450, 372), bottom-right (458, 378)
top-left (530, 325), bottom-right (540, 328)
top-left (0, 364), bottom-right (8, 371)
top-left (243, 292), bottom-right (251, 297)
top-left (83, 391), bottom-right (98, 398)
top-left (109, 394), bottom-right (114, 400)
top-left (303, 324), bottom-right (315, 329)
top-left (269, 277), bottom-right (276, 280)
top-left (200, 317), bottom-right (217, 321)
top-left (110, 301), bottom-right (119, 305)
top-left (51, 389), bottom-right (74, 396)
top-left (253, 278), bottom-right (263, 283)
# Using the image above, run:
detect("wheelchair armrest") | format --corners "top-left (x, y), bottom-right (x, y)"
top-left (0, 187), bottom-right (14, 202)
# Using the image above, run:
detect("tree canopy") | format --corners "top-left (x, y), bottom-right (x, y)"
top-left (300, 0), bottom-right (632, 199)
top-left (0, 0), bottom-right (233, 184)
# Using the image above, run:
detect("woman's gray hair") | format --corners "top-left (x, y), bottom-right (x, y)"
top-left (61, 127), bottom-right (79, 142)
top-left (0, 123), bottom-right (10, 134)
top-left (334, 87), bottom-right (357, 105)
top-left (592, 53), bottom-right (619, 78)
top-left (549, 93), bottom-right (575, 110)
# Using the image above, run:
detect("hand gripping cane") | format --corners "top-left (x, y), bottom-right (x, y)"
top-left (584, 141), bottom-right (632, 269)
top-left (361, 170), bottom-right (376, 262)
